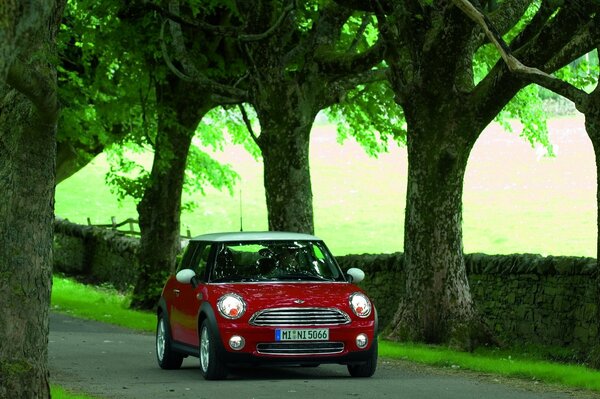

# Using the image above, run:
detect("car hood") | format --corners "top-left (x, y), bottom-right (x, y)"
top-left (207, 282), bottom-right (364, 310)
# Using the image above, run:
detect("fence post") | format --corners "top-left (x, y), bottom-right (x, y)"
top-left (186, 228), bottom-right (191, 238)
top-left (129, 219), bottom-right (135, 234)
top-left (87, 217), bottom-right (92, 226)
top-left (111, 216), bottom-right (116, 230)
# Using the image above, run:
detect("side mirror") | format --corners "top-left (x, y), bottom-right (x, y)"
top-left (346, 268), bottom-right (365, 283)
top-left (176, 269), bottom-right (197, 284)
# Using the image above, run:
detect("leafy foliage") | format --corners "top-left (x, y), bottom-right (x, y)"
top-left (327, 80), bottom-right (406, 156)
top-left (57, 0), bottom-right (158, 159)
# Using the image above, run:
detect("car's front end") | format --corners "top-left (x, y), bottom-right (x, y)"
top-left (205, 282), bottom-right (377, 368)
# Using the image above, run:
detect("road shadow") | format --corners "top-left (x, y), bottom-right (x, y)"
top-left (177, 363), bottom-right (354, 381)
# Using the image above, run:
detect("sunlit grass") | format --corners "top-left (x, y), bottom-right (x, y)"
top-left (52, 275), bottom-right (600, 393)
top-left (51, 276), bottom-right (155, 332)
top-left (379, 341), bottom-right (600, 391)
top-left (51, 385), bottom-right (100, 399)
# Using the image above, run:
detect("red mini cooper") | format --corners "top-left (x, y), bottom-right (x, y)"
top-left (156, 231), bottom-right (377, 380)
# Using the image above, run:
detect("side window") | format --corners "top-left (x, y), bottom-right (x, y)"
top-left (193, 244), bottom-right (212, 281)
top-left (177, 242), bottom-right (199, 273)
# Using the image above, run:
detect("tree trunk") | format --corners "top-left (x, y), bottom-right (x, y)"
top-left (259, 122), bottom-right (315, 234)
top-left (0, 89), bottom-right (55, 399)
top-left (584, 88), bottom-right (600, 368)
top-left (254, 93), bottom-right (317, 234)
top-left (387, 107), bottom-right (483, 348)
top-left (130, 82), bottom-right (212, 310)
top-left (0, 1), bottom-right (63, 397)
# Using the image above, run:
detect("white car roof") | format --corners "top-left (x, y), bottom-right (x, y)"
top-left (190, 231), bottom-right (322, 242)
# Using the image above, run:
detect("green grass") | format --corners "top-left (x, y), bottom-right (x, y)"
top-left (52, 275), bottom-right (600, 394)
top-left (51, 276), bottom-right (155, 332)
top-left (55, 117), bottom-right (597, 258)
top-left (380, 342), bottom-right (600, 391)
top-left (51, 385), bottom-right (100, 399)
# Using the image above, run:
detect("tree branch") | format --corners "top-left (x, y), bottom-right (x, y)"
top-left (323, 68), bottom-right (388, 107)
top-left (347, 14), bottom-right (372, 54)
top-left (140, 1), bottom-right (238, 35)
top-left (454, 0), bottom-right (589, 111)
top-left (238, 104), bottom-right (260, 145)
top-left (486, 0), bottom-right (532, 37)
top-left (543, 18), bottom-right (600, 73)
top-left (238, 0), bottom-right (295, 42)
top-left (139, 0), bottom-right (293, 43)
top-left (507, 0), bottom-right (555, 52)
top-left (158, 4), bottom-right (248, 102)
top-left (316, 40), bottom-right (386, 75)
top-left (6, 61), bottom-right (59, 125)
top-left (332, 0), bottom-right (393, 13)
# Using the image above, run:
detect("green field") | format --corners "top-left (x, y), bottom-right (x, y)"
top-left (55, 116), bottom-right (597, 257)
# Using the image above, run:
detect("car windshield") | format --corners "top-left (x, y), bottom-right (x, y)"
top-left (209, 241), bottom-right (345, 283)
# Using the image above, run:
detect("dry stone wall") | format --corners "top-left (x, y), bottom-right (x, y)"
top-left (337, 252), bottom-right (598, 351)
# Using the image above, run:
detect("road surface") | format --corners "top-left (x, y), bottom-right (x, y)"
top-left (49, 313), bottom-right (597, 399)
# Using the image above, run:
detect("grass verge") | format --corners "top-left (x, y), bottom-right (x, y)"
top-left (380, 342), bottom-right (600, 392)
top-left (52, 275), bottom-right (600, 394)
top-left (51, 385), bottom-right (100, 399)
top-left (51, 275), bottom-right (155, 332)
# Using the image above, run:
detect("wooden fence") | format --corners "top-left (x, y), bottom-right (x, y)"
top-left (86, 217), bottom-right (192, 239)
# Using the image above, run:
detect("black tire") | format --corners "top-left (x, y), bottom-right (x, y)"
top-left (347, 338), bottom-right (378, 378)
top-left (156, 313), bottom-right (184, 369)
top-left (199, 320), bottom-right (228, 380)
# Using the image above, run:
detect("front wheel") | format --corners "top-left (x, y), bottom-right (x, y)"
top-left (156, 313), bottom-right (184, 369)
top-left (347, 338), bottom-right (378, 378)
top-left (199, 320), bottom-right (228, 380)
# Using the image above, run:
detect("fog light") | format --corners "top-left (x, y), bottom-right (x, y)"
top-left (229, 335), bottom-right (245, 350)
top-left (356, 333), bottom-right (368, 349)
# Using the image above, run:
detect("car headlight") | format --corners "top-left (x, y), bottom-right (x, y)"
top-left (217, 293), bottom-right (246, 319)
top-left (349, 292), bottom-right (372, 318)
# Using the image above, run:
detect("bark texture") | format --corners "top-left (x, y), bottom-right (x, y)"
top-left (254, 81), bottom-right (319, 234)
top-left (387, 95), bottom-right (485, 346)
top-left (0, 90), bottom-right (55, 399)
top-left (0, 1), bottom-right (64, 397)
top-left (131, 80), bottom-right (212, 309)
top-left (584, 86), bottom-right (600, 369)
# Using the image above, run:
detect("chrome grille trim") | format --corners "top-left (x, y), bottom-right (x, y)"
top-left (249, 307), bottom-right (350, 326)
top-left (256, 342), bottom-right (344, 356)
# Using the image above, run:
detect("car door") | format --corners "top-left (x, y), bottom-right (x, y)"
top-left (170, 242), bottom-right (212, 346)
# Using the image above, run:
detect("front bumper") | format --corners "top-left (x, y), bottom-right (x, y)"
top-left (214, 321), bottom-right (376, 366)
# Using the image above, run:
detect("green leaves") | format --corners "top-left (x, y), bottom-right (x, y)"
top-left (327, 80), bottom-right (406, 157)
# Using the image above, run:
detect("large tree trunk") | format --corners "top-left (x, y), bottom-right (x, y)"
top-left (254, 90), bottom-right (318, 234)
top-left (130, 82), bottom-right (212, 310)
top-left (0, 89), bottom-right (56, 399)
top-left (259, 121), bottom-right (315, 234)
top-left (0, 1), bottom-right (63, 397)
top-left (584, 87), bottom-right (600, 368)
top-left (387, 105), bottom-right (483, 348)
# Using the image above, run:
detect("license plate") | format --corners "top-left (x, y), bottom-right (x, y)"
top-left (275, 328), bottom-right (329, 341)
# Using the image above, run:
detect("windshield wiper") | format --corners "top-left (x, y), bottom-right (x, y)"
top-left (211, 275), bottom-right (264, 283)
top-left (275, 273), bottom-right (330, 281)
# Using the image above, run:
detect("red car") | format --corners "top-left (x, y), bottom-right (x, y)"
top-left (156, 231), bottom-right (377, 380)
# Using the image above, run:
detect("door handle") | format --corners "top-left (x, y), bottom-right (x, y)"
top-left (173, 289), bottom-right (180, 297)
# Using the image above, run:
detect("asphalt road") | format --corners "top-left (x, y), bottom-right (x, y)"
top-left (49, 313), bottom-right (597, 399)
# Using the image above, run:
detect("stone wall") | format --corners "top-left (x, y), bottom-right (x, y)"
top-left (53, 222), bottom-right (598, 350)
top-left (337, 253), bottom-right (598, 351)
top-left (54, 218), bottom-right (139, 291)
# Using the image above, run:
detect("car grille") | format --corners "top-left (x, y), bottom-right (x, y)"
top-left (249, 307), bottom-right (350, 326)
top-left (256, 342), bottom-right (344, 356)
